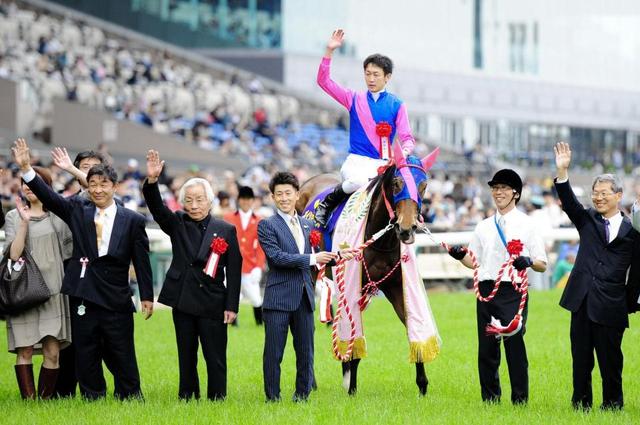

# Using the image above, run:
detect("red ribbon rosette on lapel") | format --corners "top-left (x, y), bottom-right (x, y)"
top-left (506, 239), bottom-right (524, 257)
top-left (309, 229), bottom-right (322, 251)
top-left (203, 237), bottom-right (228, 278)
top-left (376, 121), bottom-right (393, 160)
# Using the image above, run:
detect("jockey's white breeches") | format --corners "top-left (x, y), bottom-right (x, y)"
top-left (340, 154), bottom-right (388, 194)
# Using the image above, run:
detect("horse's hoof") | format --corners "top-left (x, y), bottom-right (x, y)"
top-left (418, 385), bottom-right (428, 396)
top-left (417, 378), bottom-right (429, 396)
top-left (342, 370), bottom-right (351, 391)
top-left (348, 387), bottom-right (357, 396)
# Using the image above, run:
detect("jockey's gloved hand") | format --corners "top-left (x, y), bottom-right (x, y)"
top-left (448, 245), bottom-right (467, 261)
top-left (513, 256), bottom-right (533, 271)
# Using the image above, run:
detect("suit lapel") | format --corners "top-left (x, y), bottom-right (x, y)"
top-left (196, 215), bottom-right (218, 262)
top-left (590, 210), bottom-right (608, 244)
top-left (107, 206), bottom-right (125, 256)
top-left (612, 217), bottom-right (633, 245)
top-left (84, 204), bottom-right (98, 257)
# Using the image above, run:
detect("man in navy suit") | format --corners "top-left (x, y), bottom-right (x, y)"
top-left (258, 172), bottom-right (338, 402)
top-left (554, 142), bottom-right (640, 410)
top-left (12, 138), bottom-right (154, 400)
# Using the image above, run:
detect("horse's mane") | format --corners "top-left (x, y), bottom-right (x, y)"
top-left (365, 162), bottom-right (396, 196)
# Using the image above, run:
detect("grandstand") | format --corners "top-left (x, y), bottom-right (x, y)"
top-left (0, 0), bottom-right (352, 177)
top-left (1, 0), bottom-right (638, 233)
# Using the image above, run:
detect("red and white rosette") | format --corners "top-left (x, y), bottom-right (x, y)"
top-left (203, 237), bottom-right (228, 278)
top-left (311, 229), bottom-right (333, 323)
top-left (376, 121), bottom-right (392, 160)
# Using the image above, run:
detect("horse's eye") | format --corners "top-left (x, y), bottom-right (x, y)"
top-left (418, 181), bottom-right (427, 196)
top-left (392, 177), bottom-right (404, 195)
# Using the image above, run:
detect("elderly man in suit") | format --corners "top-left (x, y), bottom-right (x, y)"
top-left (12, 138), bottom-right (154, 400)
top-left (223, 186), bottom-right (266, 325)
top-left (258, 172), bottom-right (347, 402)
top-left (142, 150), bottom-right (241, 401)
top-left (553, 142), bottom-right (640, 410)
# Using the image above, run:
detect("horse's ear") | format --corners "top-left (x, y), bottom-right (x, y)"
top-left (421, 147), bottom-right (440, 171)
top-left (392, 140), bottom-right (407, 166)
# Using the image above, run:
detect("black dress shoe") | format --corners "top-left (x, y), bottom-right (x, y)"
top-left (292, 393), bottom-right (309, 403)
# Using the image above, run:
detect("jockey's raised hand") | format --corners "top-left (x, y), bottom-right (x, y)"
top-left (325, 29), bottom-right (344, 57)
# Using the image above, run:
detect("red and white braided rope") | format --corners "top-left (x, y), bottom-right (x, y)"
top-left (437, 239), bottom-right (529, 337)
top-left (316, 223), bottom-right (394, 361)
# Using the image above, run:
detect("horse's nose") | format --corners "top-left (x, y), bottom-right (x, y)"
top-left (411, 224), bottom-right (418, 232)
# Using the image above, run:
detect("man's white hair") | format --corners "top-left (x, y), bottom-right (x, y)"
top-left (178, 177), bottom-right (215, 205)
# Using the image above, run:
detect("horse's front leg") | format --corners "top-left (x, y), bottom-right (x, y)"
top-left (415, 362), bottom-right (428, 396)
top-left (341, 359), bottom-right (360, 395)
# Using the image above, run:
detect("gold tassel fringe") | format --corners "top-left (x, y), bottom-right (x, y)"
top-left (335, 337), bottom-right (367, 360)
top-left (408, 336), bottom-right (440, 363)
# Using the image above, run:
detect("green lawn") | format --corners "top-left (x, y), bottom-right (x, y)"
top-left (1, 289), bottom-right (639, 424)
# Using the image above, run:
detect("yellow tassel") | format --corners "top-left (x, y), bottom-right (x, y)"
top-left (335, 337), bottom-right (367, 360)
top-left (408, 336), bottom-right (440, 363)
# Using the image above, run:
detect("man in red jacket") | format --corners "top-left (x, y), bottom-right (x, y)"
top-left (224, 187), bottom-right (266, 324)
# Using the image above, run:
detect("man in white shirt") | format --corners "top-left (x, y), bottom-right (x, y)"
top-left (448, 169), bottom-right (547, 405)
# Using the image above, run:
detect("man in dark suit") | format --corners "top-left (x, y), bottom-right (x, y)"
top-left (142, 150), bottom-right (241, 400)
top-left (553, 142), bottom-right (640, 410)
top-left (258, 172), bottom-right (338, 402)
top-left (12, 138), bottom-right (154, 400)
top-left (49, 147), bottom-right (107, 398)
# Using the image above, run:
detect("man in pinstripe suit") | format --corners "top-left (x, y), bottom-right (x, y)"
top-left (258, 172), bottom-right (337, 402)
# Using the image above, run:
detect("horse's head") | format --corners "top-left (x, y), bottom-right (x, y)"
top-left (382, 144), bottom-right (439, 244)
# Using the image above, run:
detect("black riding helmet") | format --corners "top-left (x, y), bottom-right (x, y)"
top-left (488, 169), bottom-right (523, 203)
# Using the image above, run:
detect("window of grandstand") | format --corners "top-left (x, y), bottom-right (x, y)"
top-left (49, 0), bottom-right (282, 48)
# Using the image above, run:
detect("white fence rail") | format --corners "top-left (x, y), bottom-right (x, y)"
top-left (0, 226), bottom-right (580, 288)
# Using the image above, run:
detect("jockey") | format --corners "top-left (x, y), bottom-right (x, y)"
top-left (314, 29), bottom-right (416, 227)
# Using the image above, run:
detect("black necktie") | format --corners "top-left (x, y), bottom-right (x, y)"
top-left (603, 218), bottom-right (610, 243)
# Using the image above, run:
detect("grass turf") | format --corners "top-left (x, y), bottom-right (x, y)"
top-left (0, 289), bottom-right (639, 424)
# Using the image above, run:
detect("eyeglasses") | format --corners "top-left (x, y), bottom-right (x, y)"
top-left (590, 192), bottom-right (616, 199)
top-left (490, 185), bottom-right (513, 193)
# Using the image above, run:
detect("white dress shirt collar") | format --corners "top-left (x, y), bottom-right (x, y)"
top-left (239, 209), bottom-right (253, 230)
top-left (369, 89), bottom-right (386, 102)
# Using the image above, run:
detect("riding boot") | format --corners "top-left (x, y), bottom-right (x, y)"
top-left (37, 366), bottom-right (59, 400)
top-left (315, 184), bottom-right (349, 227)
top-left (15, 364), bottom-right (36, 400)
top-left (253, 307), bottom-right (263, 325)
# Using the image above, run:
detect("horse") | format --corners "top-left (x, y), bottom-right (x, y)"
top-left (297, 148), bottom-right (439, 396)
